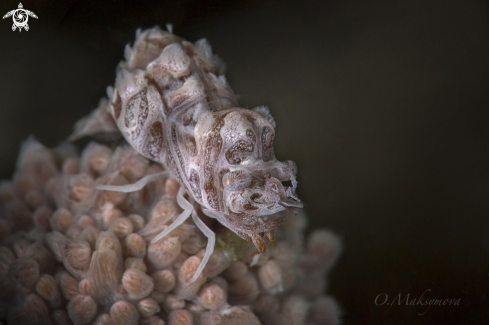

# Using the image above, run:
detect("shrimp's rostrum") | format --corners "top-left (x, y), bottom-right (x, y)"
top-left (84, 26), bottom-right (303, 281)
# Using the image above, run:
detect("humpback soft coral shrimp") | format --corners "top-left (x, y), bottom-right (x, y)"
top-left (72, 26), bottom-right (303, 282)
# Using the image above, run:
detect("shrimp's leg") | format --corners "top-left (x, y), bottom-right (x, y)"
top-left (151, 186), bottom-right (193, 243)
top-left (96, 171), bottom-right (171, 193)
top-left (190, 209), bottom-right (215, 282)
top-left (153, 186), bottom-right (216, 282)
top-left (250, 254), bottom-right (260, 267)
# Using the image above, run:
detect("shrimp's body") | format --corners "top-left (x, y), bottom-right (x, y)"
top-left (74, 26), bottom-right (302, 281)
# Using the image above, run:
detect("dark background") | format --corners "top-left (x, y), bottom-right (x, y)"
top-left (1, 0), bottom-right (489, 324)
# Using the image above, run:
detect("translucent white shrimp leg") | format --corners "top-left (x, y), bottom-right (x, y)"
top-left (96, 171), bottom-right (171, 193)
top-left (151, 186), bottom-right (193, 243)
top-left (151, 186), bottom-right (216, 282)
top-left (190, 209), bottom-right (215, 282)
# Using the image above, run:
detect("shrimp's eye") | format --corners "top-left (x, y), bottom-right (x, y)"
top-left (222, 170), bottom-right (252, 191)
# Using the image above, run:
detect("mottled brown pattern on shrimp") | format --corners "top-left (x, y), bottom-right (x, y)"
top-left (142, 120), bottom-right (164, 160)
top-left (216, 168), bottom-right (230, 211)
top-left (165, 146), bottom-right (184, 186)
top-left (188, 169), bottom-right (202, 201)
top-left (167, 91), bottom-right (189, 111)
top-left (203, 117), bottom-right (225, 179)
top-left (124, 98), bottom-right (136, 129)
top-left (184, 134), bottom-right (197, 156)
top-left (261, 125), bottom-right (275, 162)
top-left (243, 203), bottom-right (258, 211)
top-left (161, 87), bottom-right (196, 117)
top-left (125, 90), bottom-right (148, 143)
top-left (225, 140), bottom-right (254, 165)
top-left (170, 124), bottom-right (187, 177)
top-left (204, 176), bottom-right (219, 210)
top-left (135, 92), bottom-right (149, 142)
top-left (202, 118), bottom-right (225, 210)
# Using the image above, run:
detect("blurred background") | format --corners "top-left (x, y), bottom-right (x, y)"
top-left (1, 0), bottom-right (489, 323)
